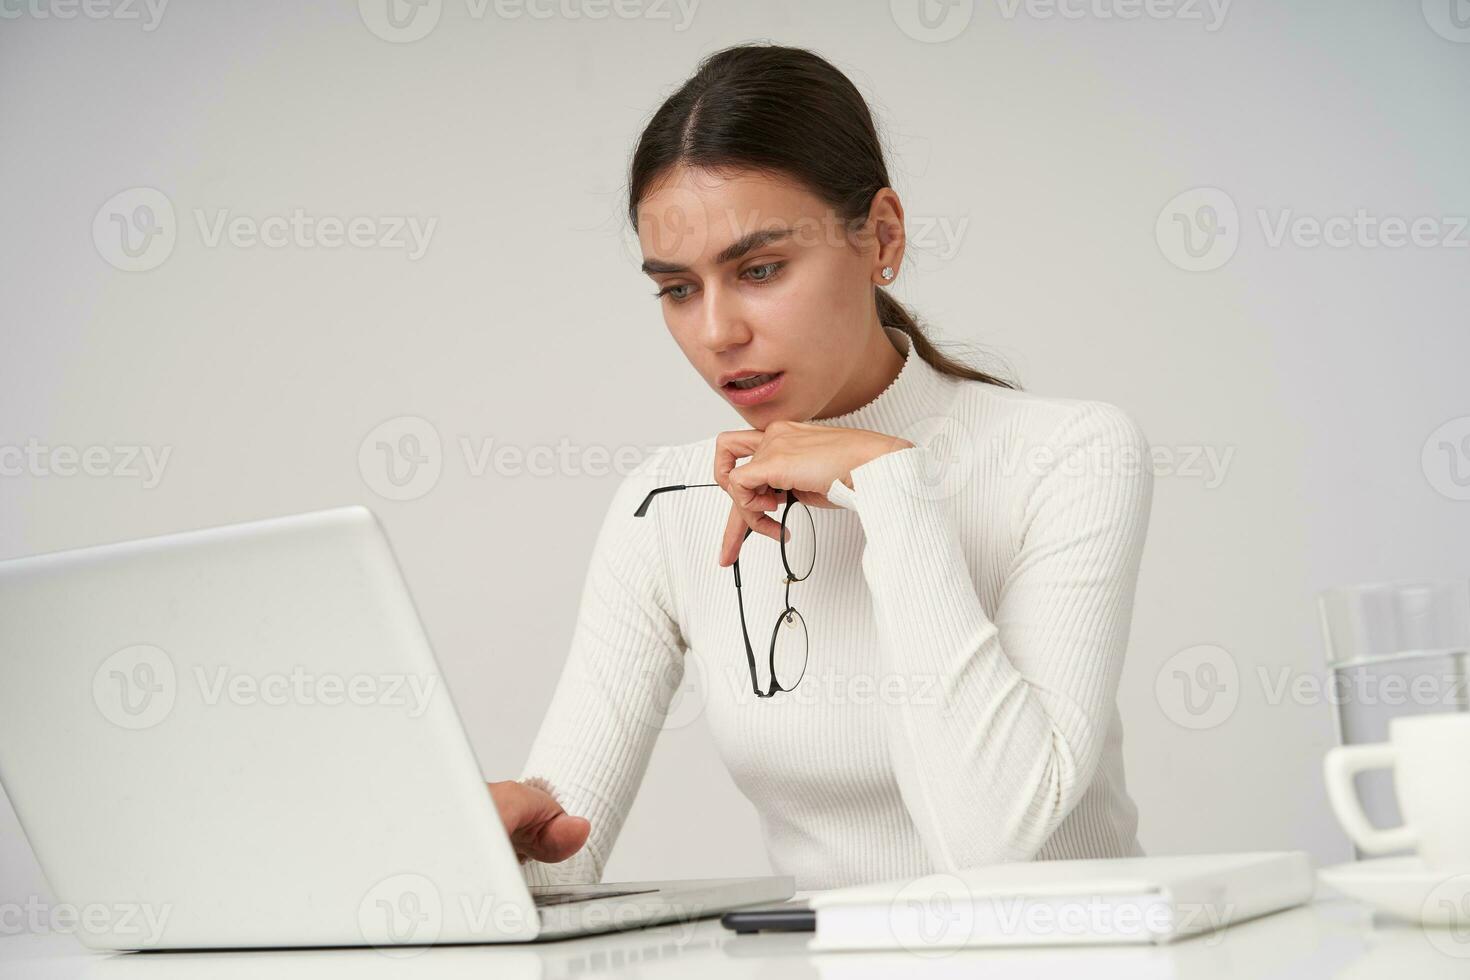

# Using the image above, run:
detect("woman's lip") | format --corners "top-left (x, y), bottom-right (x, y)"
top-left (722, 371), bottom-right (785, 407)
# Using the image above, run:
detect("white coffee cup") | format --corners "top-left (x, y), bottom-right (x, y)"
top-left (1324, 712), bottom-right (1470, 870)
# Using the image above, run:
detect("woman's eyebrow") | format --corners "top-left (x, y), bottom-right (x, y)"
top-left (641, 227), bottom-right (793, 275)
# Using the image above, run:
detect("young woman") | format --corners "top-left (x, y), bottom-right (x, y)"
top-left (487, 43), bottom-right (1153, 892)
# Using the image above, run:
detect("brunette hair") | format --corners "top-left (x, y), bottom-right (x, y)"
top-left (627, 42), bottom-right (1017, 389)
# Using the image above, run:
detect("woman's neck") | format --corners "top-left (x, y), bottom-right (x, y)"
top-left (813, 323), bottom-right (906, 421)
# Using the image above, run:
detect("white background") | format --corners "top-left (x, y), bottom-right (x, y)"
top-left (2, 0), bottom-right (1469, 905)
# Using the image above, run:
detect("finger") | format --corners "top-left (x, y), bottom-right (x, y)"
top-left (720, 498), bottom-right (782, 566)
top-left (725, 461), bottom-right (784, 521)
top-left (743, 515), bottom-right (785, 551)
top-left (513, 812), bottom-right (591, 864)
top-left (730, 463), bottom-right (791, 542)
top-left (713, 429), bottom-right (765, 491)
top-left (737, 503), bottom-right (786, 549)
top-left (728, 458), bottom-right (784, 502)
top-left (740, 488), bottom-right (783, 513)
top-left (488, 781), bottom-right (588, 864)
top-left (719, 503), bottom-right (746, 567)
top-left (792, 488), bottom-right (838, 509)
top-left (487, 781), bottom-right (531, 834)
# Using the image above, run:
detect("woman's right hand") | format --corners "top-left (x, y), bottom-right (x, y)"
top-left (486, 780), bottom-right (592, 865)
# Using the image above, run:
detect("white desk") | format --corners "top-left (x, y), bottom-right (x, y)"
top-left (2, 889), bottom-right (1464, 979)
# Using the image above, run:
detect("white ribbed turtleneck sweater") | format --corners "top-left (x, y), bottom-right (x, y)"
top-left (518, 327), bottom-right (1153, 891)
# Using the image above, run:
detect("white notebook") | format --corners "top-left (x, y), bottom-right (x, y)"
top-left (806, 851), bottom-right (1315, 952)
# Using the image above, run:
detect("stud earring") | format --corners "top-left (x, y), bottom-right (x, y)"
top-left (880, 266), bottom-right (895, 280)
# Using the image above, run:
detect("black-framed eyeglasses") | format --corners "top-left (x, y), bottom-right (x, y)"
top-left (634, 483), bottom-right (815, 698)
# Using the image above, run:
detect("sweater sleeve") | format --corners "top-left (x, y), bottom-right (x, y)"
top-left (824, 400), bottom-right (1153, 871)
top-left (515, 452), bottom-right (688, 886)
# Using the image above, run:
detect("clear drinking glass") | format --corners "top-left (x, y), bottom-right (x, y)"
top-left (1318, 581), bottom-right (1470, 859)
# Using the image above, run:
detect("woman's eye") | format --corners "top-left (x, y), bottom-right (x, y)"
top-left (654, 262), bottom-right (783, 303)
top-left (655, 283), bottom-right (694, 302)
top-left (744, 261), bottom-right (783, 283)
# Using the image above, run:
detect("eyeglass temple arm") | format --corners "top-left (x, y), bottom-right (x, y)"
top-left (631, 480), bottom-right (777, 698)
top-left (632, 482), bottom-right (720, 517)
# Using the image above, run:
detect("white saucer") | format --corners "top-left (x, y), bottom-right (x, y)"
top-left (1319, 857), bottom-right (1470, 925)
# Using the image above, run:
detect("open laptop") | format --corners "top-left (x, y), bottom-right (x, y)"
top-left (0, 505), bottom-right (793, 950)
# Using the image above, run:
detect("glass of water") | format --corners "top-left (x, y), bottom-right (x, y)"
top-left (1319, 581), bottom-right (1470, 859)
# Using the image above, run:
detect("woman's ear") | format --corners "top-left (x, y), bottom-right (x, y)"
top-left (865, 187), bottom-right (907, 277)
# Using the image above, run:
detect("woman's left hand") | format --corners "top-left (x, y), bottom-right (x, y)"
top-left (713, 420), bottom-right (913, 566)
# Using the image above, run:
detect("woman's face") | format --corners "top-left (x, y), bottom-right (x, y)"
top-left (637, 165), bottom-right (897, 429)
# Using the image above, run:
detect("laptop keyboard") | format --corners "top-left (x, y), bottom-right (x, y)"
top-left (530, 886), bottom-right (660, 908)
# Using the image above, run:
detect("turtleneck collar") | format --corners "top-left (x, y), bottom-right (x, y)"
top-left (804, 326), bottom-right (961, 439)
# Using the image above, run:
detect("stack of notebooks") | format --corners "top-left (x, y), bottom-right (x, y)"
top-left (805, 851), bottom-right (1316, 953)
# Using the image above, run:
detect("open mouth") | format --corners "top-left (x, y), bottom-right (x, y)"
top-left (725, 372), bottom-right (780, 391)
top-left (720, 370), bottom-right (785, 406)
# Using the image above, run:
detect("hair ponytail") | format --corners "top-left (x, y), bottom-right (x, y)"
top-left (875, 286), bottom-right (1015, 388)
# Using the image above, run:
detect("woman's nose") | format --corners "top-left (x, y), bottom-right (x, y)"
top-left (696, 282), bottom-right (753, 353)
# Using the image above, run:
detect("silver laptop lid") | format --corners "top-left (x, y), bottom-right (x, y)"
top-left (0, 505), bottom-right (539, 949)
